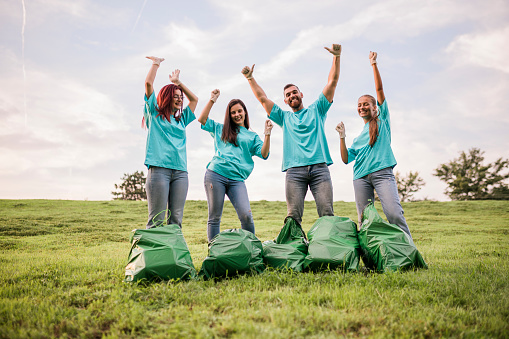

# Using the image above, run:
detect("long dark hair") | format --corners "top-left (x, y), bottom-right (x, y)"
top-left (361, 94), bottom-right (379, 147)
top-left (156, 84), bottom-right (183, 123)
top-left (221, 99), bottom-right (250, 146)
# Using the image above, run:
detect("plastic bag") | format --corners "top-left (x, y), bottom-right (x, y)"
top-left (358, 202), bottom-right (428, 272)
top-left (199, 229), bottom-right (264, 279)
top-left (263, 217), bottom-right (308, 272)
top-left (303, 216), bottom-right (361, 272)
top-left (263, 241), bottom-right (306, 272)
top-left (275, 217), bottom-right (308, 253)
top-left (125, 224), bottom-right (197, 282)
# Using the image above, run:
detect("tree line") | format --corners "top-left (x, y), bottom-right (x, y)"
top-left (112, 148), bottom-right (509, 201)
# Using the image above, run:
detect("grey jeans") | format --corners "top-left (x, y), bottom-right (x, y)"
top-left (285, 163), bottom-right (334, 225)
top-left (353, 167), bottom-right (412, 239)
top-left (145, 166), bottom-right (188, 228)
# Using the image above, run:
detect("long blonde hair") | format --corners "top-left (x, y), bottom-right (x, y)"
top-left (360, 95), bottom-right (379, 147)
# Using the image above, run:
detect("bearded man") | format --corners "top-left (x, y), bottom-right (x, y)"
top-left (242, 44), bottom-right (342, 224)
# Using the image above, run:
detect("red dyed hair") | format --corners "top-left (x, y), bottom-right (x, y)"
top-left (221, 99), bottom-right (250, 147)
top-left (156, 84), bottom-right (183, 123)
top-left (142, 84), bottom-right (184, 128)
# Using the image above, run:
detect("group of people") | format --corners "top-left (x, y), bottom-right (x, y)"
top-left (142, 45), bottom-right (413, 242)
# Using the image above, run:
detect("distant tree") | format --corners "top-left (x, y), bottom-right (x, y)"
top-left (433, 148), bottom-right (509, 200)
top-left (112, 171), bottom-right (147, 200)
top-left (395, 171), bottom-right (425, 202)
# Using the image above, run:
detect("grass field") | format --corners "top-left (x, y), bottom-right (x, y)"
top-left (1, 199), bottom-right (508, 338)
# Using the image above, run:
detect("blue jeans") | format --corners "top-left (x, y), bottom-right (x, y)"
top-left (145, 167), bottom-right (188, 228)
top-left (204, 169), bottom-right (255, 241)
top-left (285, 163), bottom-right (334, 225)
top-left (353, 167), bottom-right (412, 239)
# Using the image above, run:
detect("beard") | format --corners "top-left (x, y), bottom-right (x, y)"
top-left (288, 96), bottom-right (302, 109)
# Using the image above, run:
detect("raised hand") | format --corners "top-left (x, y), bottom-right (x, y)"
top-left (369, 51), bottom-right (377, 65)
top-left (335, 122), bottom-right (346, 138)
top-left (264, 120), bottom-right (273, 136)
top-left (210, 89), bottom-right (220, 103)
top-left (241, 64), bottom-right (255, 79)
top-left (169, 69), bottom-right (182, 85)
top-left (146, 56), bottom-right (165, 65)
top-left (324, 44), bottom-right (342, 56)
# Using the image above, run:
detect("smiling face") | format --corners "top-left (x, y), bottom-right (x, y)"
top-left (283, 85), bottom-right (304, 111)
top-left (171, 89), bottom-right (183, 113)
top-left (230, 103), bottom-right (246, 127)
top-left (357, 95), bottom-right (377, 122)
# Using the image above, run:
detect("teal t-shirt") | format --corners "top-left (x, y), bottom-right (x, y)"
top-left (347, 100), bottom-right (397, 180)
top-left (143, 92), bottom-right (196, 171)
top-left (201, 118), bottom-right (267, 182)
top-left (269, 93), bottom-right (333, 171)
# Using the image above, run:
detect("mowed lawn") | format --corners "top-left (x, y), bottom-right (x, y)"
top-left (0, 199), bottom-right (508, 338)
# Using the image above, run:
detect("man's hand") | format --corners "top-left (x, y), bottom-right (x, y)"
top-left (369, 51), bottom-right (377, 65)
top-left (241, 64), bottom-right (255, 80)
top-left (264, 120), bottom-right (273, 136)
top-left (336, 122), bottom-right (346, 139)
top-left (169, 69), bottom-right (182, 85)
top-left (324, 44), bottom-right (342, 56)
top-left (210, 89), bottom-right (220, 103)
top-left (146, 56), bottom-right (165, 66)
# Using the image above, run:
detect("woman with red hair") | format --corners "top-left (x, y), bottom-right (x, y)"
top-left (143, 56), bottom-right (198, 228)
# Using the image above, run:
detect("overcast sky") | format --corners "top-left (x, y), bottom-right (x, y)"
top-left (1, 0), bottom-right (508, 202)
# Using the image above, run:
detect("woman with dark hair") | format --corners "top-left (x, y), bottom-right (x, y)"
top-left (198, 89), bottom-right (273, 241)
top-left (337, 51), bottom-right (412, 239)
top-left (143, 56), bottom-right (198, 228)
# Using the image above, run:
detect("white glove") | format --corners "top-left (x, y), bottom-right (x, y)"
top-left (210, 89), bottom-right (220, 103)
top-left (264, 120), bottom-right (273, 136)
top-left (324, 44), bottom-right (342, 56)
top-left (336, 122), bottom-right (346, 139)
top-left (369, 51), bottom-right (377, 65)
top-left (169, 69), bottom-right (182, 86)
top-left (241, 64), bottom-right (255, 80)
top-left (146, 56), bottom-right (164, 66)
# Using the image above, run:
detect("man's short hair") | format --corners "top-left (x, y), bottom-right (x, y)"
top-left (283, 84), bottom-right (300, 92)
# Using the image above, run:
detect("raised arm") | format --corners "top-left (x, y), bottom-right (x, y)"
top-left (370, 52), bottom-right (385, 105)
top-left (145, 56), bottom-right (164, 98)
top-left (169, 69), bottom-right (199, 113)
top-left (198, 89), bottom-right (220, 126)
top-left (260, 120), bottom-right (273, 159)
top-left (322, 44), bottom-right (341, 103)
top-left (336, 122), bottom-right (348, 164)
top-left (241, 64), bottom-right (275, 116)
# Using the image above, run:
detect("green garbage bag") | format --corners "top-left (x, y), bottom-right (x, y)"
top-left (199, 229), bottom-right (264, 279)
top-left (275, 217), bottom-right (308, 253)
top-left (263, 217), bottom-right (308, 272)
top-left (263, 241), bottom-right (306, 272)
top-left (125, 224), bottom-right (197, 282)
top-left (303, 216), bottom-right (361, 272)
top-left (358, 202), bottom-right (428, 272)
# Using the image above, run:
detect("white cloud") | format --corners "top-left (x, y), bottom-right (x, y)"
top-left (445, 26), bottom-right (509, 73)
top-left (0, 59), bottom-right (138, 177)
top-left (27, 0), bottom-right (130, 27)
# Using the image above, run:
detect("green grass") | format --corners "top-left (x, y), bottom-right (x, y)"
top-left (0, 199), bottom-right (508, 338)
